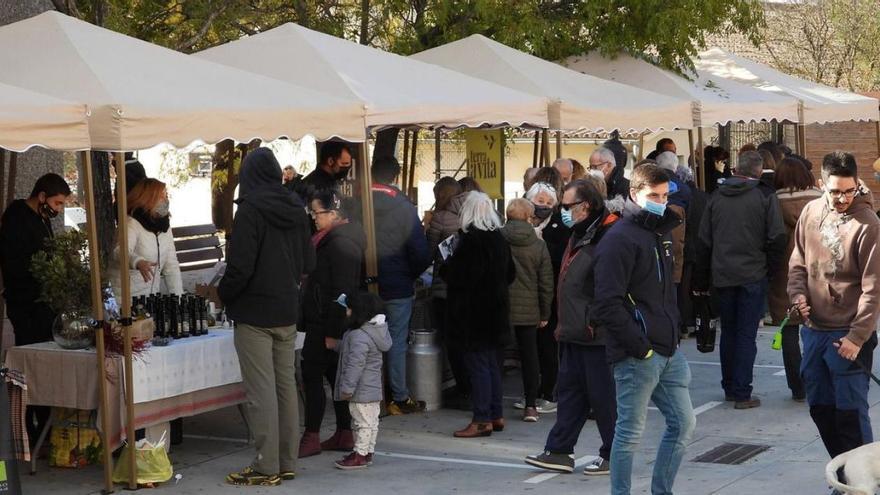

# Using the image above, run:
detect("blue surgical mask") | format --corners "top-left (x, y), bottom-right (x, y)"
top-left (643, 200), bottom-right (666, 217)
top-left (560, 208), bottom-right (575, 228)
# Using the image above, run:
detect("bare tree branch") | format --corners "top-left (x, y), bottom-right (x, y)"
top-left (174, 2), bottom-right (230, 53)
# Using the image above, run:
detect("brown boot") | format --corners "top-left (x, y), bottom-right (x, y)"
top-left (320, 429), bottom-right (354, 451)
top-left (491, 418), bottom-right (505, 432)
top-left (453, 422), bottom-right (492, 438)
top-left (298, 431), bottom-right (321, 458)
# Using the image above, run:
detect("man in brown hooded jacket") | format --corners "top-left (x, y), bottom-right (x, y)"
top-left (788, 151), bottom-right (880, 465)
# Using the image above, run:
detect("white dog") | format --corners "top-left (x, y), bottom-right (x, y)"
top-left (826, 441), bottom-right (880, 495)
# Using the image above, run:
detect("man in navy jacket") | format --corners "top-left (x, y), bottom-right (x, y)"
top-left (593, 164), bottom-right (696, 495)
top-left (371, 156), bottom-right (431, 415)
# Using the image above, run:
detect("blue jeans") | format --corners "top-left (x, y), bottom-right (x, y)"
top-left (384, 297), bottom-right (413, 402)
top-left (715, 279), bottom-right (767, 400)
top-left (611, 351), bottom-right (696, 495)
top-left (801, 326), bottom-right (875, 457)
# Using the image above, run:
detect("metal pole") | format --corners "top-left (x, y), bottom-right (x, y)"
top-left (697, 127), bottom-right (706, 191)
top-left (875, 121), bottom-right (880, 158)
top-left (434, 129), bottom-right (442, 182)
top-left (408, 130), bottom-right (419, 200)
top-left (359, 134), bottom-right (379, 294)
top-left (637, 133), bottom-right (645, 161)
top-left (541, 129), bottom-right (550, 167)
top-left (532, 131), bottom-right (539, 168)
top-left (555, 131), bottom-right (562, 159)
top-left (114, 152), bottom-right (136, 490)
top-left (7, 151), bottom-right (17, 207)
top-left (401, 129), bottom-right (410, 194)
top-left (81, 151), bottom-right (114, 494)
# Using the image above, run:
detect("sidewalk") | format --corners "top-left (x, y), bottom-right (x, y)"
top-left (21, 327), bottom-right (863, 494)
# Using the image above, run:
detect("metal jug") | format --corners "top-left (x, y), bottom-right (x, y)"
top-left (406, 329), bottom-right (442, 411)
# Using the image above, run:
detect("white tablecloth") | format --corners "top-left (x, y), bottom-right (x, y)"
top-left (129, 329), bottom-right (241, 404)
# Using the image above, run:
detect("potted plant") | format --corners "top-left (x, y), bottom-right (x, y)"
top-left (30, 230), bottom-right (94, 349)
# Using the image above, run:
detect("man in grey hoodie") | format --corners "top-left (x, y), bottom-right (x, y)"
top-left (697, 150), bottom-right (787, 410)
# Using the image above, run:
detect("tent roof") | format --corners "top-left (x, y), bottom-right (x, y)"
top-left (0, 11), bottom-right (366, 151)
top-left (195, 24), bottom-right (549, 130)
top-left (410, 34), bottom-right (694, 132)
top-left (695, 48), bottom-right (880, 124)
top-left (0, 82), bottom-right (90, 152)
top-left (561, 52), bottom-right (800, 126)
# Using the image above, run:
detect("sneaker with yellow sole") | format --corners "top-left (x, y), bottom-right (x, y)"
top-left (226, 467), bottom-right (281, 486)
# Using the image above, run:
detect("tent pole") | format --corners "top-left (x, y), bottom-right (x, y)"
top-left (81, 151), bottom-right (114, 494)
top-left (697, 127), bottom-right (705, 191)
top-left (114, 151), bottom-right (136, 490)
top-left (875, 121), bottom-right (880, 158)
top-left (532, 131), bottom-right (539, 168)
top-left (409, 130), bottom-right (419, 200)
top-left (542, 129), bottom-right (550, 167)
top-left (555, 131), bottom-right (562, 159)
top-left (0, 148), bottom-right (5, 209)
top-left (401, 129), bottom-right (410, 193)
top-left (637, 133), bottom-right (645, 161)
top-left (687, 129), bottom-right (695, 170)
top-left (434, 129), bottom-right (441, 182)
top-left (359, 134), bottom-right (379, 294)
top-left (7, 151), bottom-right (17, 207)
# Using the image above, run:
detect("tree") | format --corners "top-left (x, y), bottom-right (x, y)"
top-left (760, 0), bottom-right (880, 92)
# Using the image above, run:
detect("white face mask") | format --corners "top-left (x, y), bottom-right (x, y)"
top-left (154, 199), bottom-right (170, 217)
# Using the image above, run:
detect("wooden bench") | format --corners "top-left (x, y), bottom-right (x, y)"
top-left (172, 224), bottom-right (223, 272)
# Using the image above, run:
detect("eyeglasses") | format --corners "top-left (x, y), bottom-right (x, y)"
top-left (309, 210), bottom-right (334, 219)
top-left (589, 161), bottom-right (611, 170)
top-left (560, 200), bottom-right (585, 210)
top-left (827, 188), bottom-right (858, 199)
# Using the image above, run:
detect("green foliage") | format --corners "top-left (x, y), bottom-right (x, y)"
top-left (30, 230), bottom-right (92, 314)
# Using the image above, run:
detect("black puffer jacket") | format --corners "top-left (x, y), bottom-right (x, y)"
top-left (593, 200), bottom-right (683, 363)
top-left (444, 228), bottom-right (515, 351)
top-left (218, 148), bottom-right (315, 328)
top-left (302, 221), bottom-right (366, 360)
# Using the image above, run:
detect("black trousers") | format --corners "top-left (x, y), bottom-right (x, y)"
top-left (301, 349), bottom-right (351, 433)
top-left (8, 301), bottom-right (54, 446)
top-left (432, 297), bottom-right (470, 397)
top-left (544, 343), bottom-right (616, 459)
top-left (781, 324), bottom-right (805, 397)
top-left (536, 325), bottom-right (558, 401)
top-left (514, 326), bottom-right (540, 407)
top-left (463, 349), bottom-right (503, 422)
top-left (678, 263), bottom-right (695, 330)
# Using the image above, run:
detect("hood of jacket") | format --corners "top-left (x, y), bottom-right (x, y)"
top-left (622, 199), bottom-right (681, 236)
top-left (361, 317), bottom-right (393, 352)
top-left (839, 188), bottom-right (875, 216)
top-left (607, 165), bottom-right (627, 190)
top-left (321, 220), bottom-right (367, 252)
top-left (502, 219), bottom-right (538, 247)
top-left (719, 176), bottom-right (760, 197)
top-left (236, 147), bottom-right (307, 229)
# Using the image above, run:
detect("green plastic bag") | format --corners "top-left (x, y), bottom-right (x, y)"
top-left (111, 434), bottom-right (173, 486)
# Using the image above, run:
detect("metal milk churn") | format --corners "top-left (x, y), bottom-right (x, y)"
top-left (406, 329), bottom-right (442, 411)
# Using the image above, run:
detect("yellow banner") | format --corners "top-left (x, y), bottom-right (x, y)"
top-left (465, 129), bottom-right (505, 199)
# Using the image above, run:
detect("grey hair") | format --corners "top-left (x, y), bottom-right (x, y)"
top-left (591, 147), bottom-right (616, 167)
top-left (525, 182), bottom-right (558, 206)
top-left (736, 150), bottom-right (764, 178)
top-left (552, 158), bottom-right (573, 173)
top-left (460, 191), bottom-right (502, 233)
top-left (655, 151), bottom-right (678, 172)
top-left (675, 164), bottom-right (694, 184)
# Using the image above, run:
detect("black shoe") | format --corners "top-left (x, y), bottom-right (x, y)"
top-left (734, 397), bottom-right (761, 409)
top-left (524, 451), bottom-right (574, 473)
top-left (387, 397), bottom-right (426, 415)
top-left (792, 393), bottom-right (806, 402)
top-left (582, 457), bottom-right (610, 476)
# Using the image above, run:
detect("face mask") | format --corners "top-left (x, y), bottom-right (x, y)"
top-left (642, 199), bottom-right (666, 217)
top-left (154, 199), bottom-right (170, 217)
top-left (40, 201), bottom-right (59, 219)
top-left (533, 205), bottom-right (552, 221)
top-left (560, 208), bottom-right (575, 228)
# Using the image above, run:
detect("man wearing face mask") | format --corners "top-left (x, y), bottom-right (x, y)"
top-left (789, 151), bottom-right (880, 475)
top-left (696, 151), bottom-right (786, 410)
top-left (524, 179), bottom-right (620, 475)
top-left (593, 165), bottom-right (695, 495)
top-left (302, 142), bottom-right (353, 200)
top-left (0, 173), bottom-right (71, 445)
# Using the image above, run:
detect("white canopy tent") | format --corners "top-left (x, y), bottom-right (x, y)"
top-left (695, 47), bottom-right (880, 124)
top-left (0, 82), bottom-right (90, 152)
top-left (195, 23), bottom-right (549, 130)
top-left (0, 11), bottom-right (366, 151)
top-left (410, 34), bottom-right (693, 133)
top-left (561, 52), bottom-right (801, 127)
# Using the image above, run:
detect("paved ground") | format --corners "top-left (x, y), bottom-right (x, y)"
top-left (19, 325), bottom-right (875, 494)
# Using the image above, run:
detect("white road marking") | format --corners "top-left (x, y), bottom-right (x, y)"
top-left (523, 454), bottom-right (594, 484)
top-left (182, 434), bottom-right (249, 444)
top-left (693, 401), bottom-right (723, 416)
top-left (374, 451), bottom-right (535, 470)
top-left (773, 370), bottom-right (787, 376)
top-left (689, 360), bottom-right (784, 369)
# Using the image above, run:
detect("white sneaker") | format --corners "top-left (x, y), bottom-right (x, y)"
top-left (536, 399), bottom-right (557, 413)
top-left (513, 398), bottom-right (526, 410)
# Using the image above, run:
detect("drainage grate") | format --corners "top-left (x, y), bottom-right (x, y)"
top-left (691, 443), bottom-right (770, 465)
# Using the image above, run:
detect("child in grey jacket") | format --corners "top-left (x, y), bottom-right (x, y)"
top-left (333, 291), bottom-right (392, 470)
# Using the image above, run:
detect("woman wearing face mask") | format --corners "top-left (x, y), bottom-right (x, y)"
top-left (111, 178), bottom-right (182, 298)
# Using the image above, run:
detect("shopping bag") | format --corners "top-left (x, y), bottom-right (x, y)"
top-left (111, 433), bottom-right (173, 485)
top-left (48, 408), bottom-right (102, 468)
